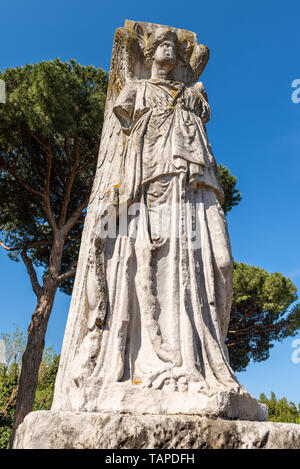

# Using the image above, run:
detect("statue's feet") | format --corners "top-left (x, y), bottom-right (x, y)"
top-left (140, 366), bottom-right (212, 394)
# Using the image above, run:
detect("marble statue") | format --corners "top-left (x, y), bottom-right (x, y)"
top-left (13, 21), bottom-right (300, 448)
top-left (51, 20), bottom-right (266, 420)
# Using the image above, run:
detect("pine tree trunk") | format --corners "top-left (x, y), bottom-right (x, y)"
top-left (10, 234), bottom-right (65, 447)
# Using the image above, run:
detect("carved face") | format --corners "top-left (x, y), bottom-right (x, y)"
top-left (152, 39), bottom-right (177, 69)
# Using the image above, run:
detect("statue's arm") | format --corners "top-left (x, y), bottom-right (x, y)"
top-left (113, 82), bottom-right (138, 135)
top-left (193, 81), bottom-right (211, 124)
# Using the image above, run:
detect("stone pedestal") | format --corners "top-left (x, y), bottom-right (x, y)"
top-left (13, 410), bottom-right (300, 449)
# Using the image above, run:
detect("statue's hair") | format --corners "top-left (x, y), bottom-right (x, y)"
top-left (144, 29), bottom-right (179, 68)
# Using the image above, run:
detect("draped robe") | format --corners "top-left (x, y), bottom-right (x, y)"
top-left (72, 78), bottom-right (239, 404)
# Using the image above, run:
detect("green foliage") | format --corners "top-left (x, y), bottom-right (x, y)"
top-left (0, 362), bottom-right (19, 449)
top-left (0, 328), bottom-right (58, 448)
top-left (218, 164), bottom-right (242, 215)
top-left (0, 59), bottom-right (108, 293)
top-left (0, 327), bottom-right (25, 447)
top-left (227, 262), bottom-right (300, 371)
top-left (33, 353), bottom-right (59, 411)
top-left (0, 326), bottom-right (26, 367)
top-left (259, 392), bottom-right (300, 424)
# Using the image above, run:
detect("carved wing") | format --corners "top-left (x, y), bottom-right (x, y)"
top-left (89, 28), bottom-right (132, 209)
top-left (94, 105), bottom-right (125, 202)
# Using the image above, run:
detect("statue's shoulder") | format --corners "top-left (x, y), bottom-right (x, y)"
top-left (188, 81), bottom-right (208, 101)
top-left (187, 81), bottom-right (205, 92)
top-left (120, 79), bottom-right (147, 94)
top-left (125, 78), bottom-right (147, 87)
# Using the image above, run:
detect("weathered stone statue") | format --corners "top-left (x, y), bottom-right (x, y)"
top-left (13, 21), bottom-right (300, 449)
top-left (49, 19), bottom-right (264, 418)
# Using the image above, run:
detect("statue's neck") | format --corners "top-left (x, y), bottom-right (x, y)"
top-left (151, 62), bottom-right (174, 81)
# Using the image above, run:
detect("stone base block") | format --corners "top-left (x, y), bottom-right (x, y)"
top-left (13, 410), bottom-right (300, 449)
top-left (78, 382), bottom-right (268, 422)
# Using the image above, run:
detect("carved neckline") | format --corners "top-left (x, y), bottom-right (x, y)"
top-left (148, 77), bottom-right (184, 89)
top-left (147, 79), bottom-right (185, 101)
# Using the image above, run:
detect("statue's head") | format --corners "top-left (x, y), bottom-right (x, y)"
top-left (124, 21), bottom-right (209, 84)
top-left (144, 29), bottom-right (179, 71)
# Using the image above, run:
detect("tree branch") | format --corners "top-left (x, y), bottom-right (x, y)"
top-left (45, 136), bottom-right (52, 196)
top-left (59, 134), bottom-right (80, 228)
top-left (75, 155), bottom-right (98, 175)
top-left (62, 198), bottom-right (89, 236)
top-left (42, 136), bottom-right (57, 233)
top-left (0, 239), bottom-right (14, 251)
top-left (1, 140), bottom-right (57, 234)
top-left (229, 305), bottom-right (259, 329)
top-left (56, 263), bottom-right (77, 284)
top-left (0, 158), bottom-right (44, 198)
top-left (0, 238), bottom-right (53, 252)
top-left (64, 137), bottom-right (70, 161)
top-left (228, 322), bottom-right (279, 337)
top-left (21, 250), bottom-right (43, 298)
top-left (21, 128), bottom-right (50, 152)
top-left (226, 341), bottom-right (245, 349)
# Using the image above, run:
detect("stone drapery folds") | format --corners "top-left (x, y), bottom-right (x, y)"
top-left (50, 20), bottom-right (267, 421)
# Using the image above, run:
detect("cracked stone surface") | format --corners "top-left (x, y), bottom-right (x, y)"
top-left (13, 411), bottom-right (300, 449)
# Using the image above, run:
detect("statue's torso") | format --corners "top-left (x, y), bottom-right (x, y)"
top-left (114, 79), bottom-right (223, 203)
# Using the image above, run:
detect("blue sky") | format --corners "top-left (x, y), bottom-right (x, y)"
top-left (1, 0), bottom-right (300, 403)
